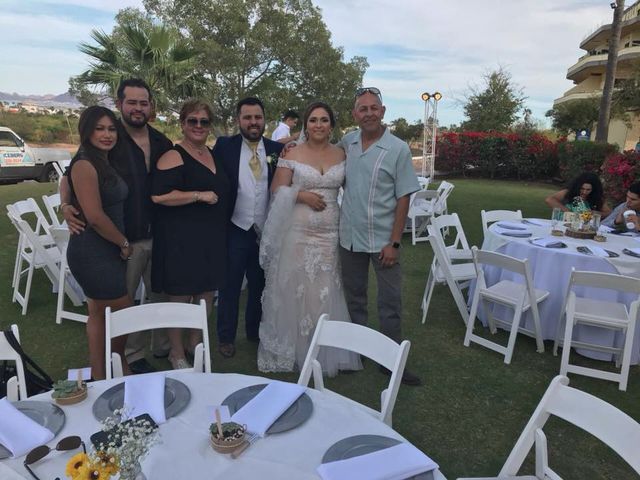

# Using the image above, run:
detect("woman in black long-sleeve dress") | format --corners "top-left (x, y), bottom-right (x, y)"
top-left (151, 100), bottom-right (229, 369)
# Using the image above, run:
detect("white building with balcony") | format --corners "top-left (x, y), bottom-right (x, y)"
top-left (554, 1), bottom-right (640, 150)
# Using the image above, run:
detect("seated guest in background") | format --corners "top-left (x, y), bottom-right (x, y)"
top-left (545, 172), bottom-right (611, 217)
top-left (271, 109), bottom-right (300, 144)
top-left (66, 106), bottom-right (133, 380)
top-left (601, 181), bottom-right (640, 232)
top-left (151, 100), bottom-right (229, 369)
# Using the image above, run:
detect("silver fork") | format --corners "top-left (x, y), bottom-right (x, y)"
top-left (231, 432), bottom-right (260, 459)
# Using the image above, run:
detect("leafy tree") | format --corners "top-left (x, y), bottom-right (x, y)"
top-left (461, 67), bottom-right (526, 132)
top-left (142, 0), bottom-right (367, 130)
top-left (69, 8), bottom-right (203, 112)
top-left (545, 98), bottom-right (599, 135)
top-left (390, 118), bottom-right (423, 143)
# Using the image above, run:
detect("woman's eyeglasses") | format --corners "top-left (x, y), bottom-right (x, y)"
top-left (24, 435), bottom-right (86, 480)
top-left (185, 118), bottom-right (211, 128)
top-left (355, 87), bottom-right (382, 102)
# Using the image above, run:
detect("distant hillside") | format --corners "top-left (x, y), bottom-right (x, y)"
top-left (0, 91), bottom-right (81, 107)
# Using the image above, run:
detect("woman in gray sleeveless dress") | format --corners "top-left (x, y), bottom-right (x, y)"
top-left (67, 106), bottom-right (133, 380)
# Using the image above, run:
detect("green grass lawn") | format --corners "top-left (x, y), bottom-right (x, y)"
top-left (1, 179), bottom-right (638, 479)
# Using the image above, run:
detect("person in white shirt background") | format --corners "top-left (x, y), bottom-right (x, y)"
top-left (271, 109), bottom-right (300, 144)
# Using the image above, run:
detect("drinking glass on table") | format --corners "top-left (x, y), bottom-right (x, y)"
top-left (551, 207), bottom-right (564, 234)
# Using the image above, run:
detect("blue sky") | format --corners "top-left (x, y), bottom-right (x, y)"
top-left (0, 0), bottom-right (616, 127)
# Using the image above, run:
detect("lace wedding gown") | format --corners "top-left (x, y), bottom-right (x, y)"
top-left (258, 158), bottom-right (363, 376)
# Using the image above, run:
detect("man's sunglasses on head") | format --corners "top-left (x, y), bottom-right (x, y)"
top-left (24, 435), bottom-right (86, 480)
top-left (355, 87), bottom-right (382, 102)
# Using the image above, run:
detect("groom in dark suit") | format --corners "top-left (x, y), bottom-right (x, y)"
top-left (214, 97), bottom-right (284, 358)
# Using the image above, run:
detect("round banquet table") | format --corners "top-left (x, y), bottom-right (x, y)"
top-left (481, 219), bottom-right (640, 364)
top-left (1, 371), bottom-right (447, 480)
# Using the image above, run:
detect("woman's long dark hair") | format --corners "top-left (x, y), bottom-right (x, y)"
top-left (563, 171), bottom-right (605, 210)
top-left (73, 106), bottom-right (120, 184)
top-left (69, 107), bottom-right (122, 214)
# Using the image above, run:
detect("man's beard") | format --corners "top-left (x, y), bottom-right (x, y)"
top-left (240, 124), bottom-right (265, 141)
top-left (122, 112), bottom-right (149, 128)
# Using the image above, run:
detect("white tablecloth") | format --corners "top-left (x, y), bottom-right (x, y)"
top-left (481, 220), bottom-right (640, 364)
top-left (1, 371), bottom-right (446, 480)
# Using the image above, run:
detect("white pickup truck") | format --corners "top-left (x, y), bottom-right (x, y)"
top-left (0, 126), bottom-right (72, 183)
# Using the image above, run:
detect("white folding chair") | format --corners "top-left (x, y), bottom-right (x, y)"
top-left (457, 375), bottom-right (640, 479)
top-left (7, 199), bottom-right (56, 291)
top-left (0, 325), bottom-right (27, 401)
top-left (422, 222), bottom-right (476, 325)
top-left (481, 209), bottom-right (523, 236)
top-left (464, 247), bottom-right (547, 364)
top-left (42, 193), bottom-right (63, 228)
top-left (6, 211), bottom-right (62, 315)
top-left (431, 213), bottom-right (473, 261)
top-left (49, 227), bottom-right (87, 324)
top-left (554, 270), bottom-right (640, 391)
top-left (407, 181), bottom-right (455, 244)
top-left (105, 300), bottom-right (211, 379)
top-left (298, 314), bottom-right (410, 427)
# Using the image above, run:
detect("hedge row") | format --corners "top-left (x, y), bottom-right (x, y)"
top-left (435, 131), bottom-right (637, 205)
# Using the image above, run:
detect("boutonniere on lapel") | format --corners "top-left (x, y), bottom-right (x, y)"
top-left (267, 152), bottom-right (279, 168)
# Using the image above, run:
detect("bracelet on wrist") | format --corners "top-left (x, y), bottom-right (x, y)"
top-left (194, 192), bottom-right (200, 203)
top-left (60, 202), bottom-right (69, 209)
top-left (121, 239), bottom-right (129, 249)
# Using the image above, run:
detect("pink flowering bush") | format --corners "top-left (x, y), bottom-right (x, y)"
top-left (601, 151), bottom-right (640, 204)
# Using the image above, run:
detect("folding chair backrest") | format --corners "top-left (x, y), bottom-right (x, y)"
top-left (7, 198), bottom-right (52, 237)
top-left (298, 314), bottom-right (410, 427)
top-left (474, 247), bottom-right (528, 277)
top-left (427, 226), bottom-right (455, 277)
top-left (434, 181), bottom-right (454, 212)
top-left (42, 193), bottom-right (62, 228)
top-left (481, 209), bottom-right (523, 234)
top-left (105, 301), bottom-right (211, 378)
top-left (431, 213), bottom-right (470, 252)
top-left (500, 375), bottom-right (640, 476)
top-left (0, 325), bottom-right (27, 400)
top-left (569, 269), bottom-right (640, 295)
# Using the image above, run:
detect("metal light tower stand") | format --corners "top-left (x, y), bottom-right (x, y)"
top-left (420, 92), bottom-right (442, 179)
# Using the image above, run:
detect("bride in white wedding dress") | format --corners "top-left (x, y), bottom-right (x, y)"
top-left (258, 102), bottom-right (362, 376)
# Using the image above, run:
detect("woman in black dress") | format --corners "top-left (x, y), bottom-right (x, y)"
top-left (66, 106), bottom-right (133, 380)
top-left (151, 100), bottom-right (229, 369)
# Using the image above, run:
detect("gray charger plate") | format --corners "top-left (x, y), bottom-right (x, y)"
top-left (321, 435), bottom-right (434, 480)
top-left (222, 384), bottom-right (313, 434)
top-left (92, 377), bottom-right (191, 421)
top-left (0, 401), bottom-right (66, 459)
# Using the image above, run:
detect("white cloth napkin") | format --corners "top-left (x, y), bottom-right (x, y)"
top-left (626, 247), bottom-right (640, 255)
top-left (0, 461), bottom-right (29, 479)
top-left (599, 225), bottom-right (615, 234)
top-left (317, 442), bottom-right (439, 480)
top-left (588, 245), bottom-right (609, 257)
top-left (496, 221), bottom-right (527, 230)
top-left (230, 381), bottom-right (305, 437)
top-left (531, 236), bottom-right (563, 248)
top-left (123, 374), bottom-right (166, 424)
top-left (0, 398), bottom-right (54, 458)
top-left (494, 226), bottom-right (531, 237)
top-left (523, 218), bottom-right (546, 226)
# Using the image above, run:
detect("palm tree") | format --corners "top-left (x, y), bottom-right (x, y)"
top-left (596, 1), bottom-right (625, 143)
top-left (73, 22), bottom-right (203, 112)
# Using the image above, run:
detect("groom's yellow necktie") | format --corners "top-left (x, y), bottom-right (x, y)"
top-left (247, 141), bottom-right (262, 180)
